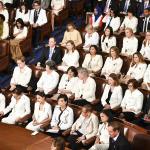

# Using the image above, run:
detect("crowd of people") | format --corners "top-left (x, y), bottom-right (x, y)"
top-left (0, 0), bottom-right (150, 150)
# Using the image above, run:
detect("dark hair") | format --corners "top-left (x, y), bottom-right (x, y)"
top-left (109, 46), bottom-right (120, 58)
top-left (33, 0), bottom-right (41, 5)
top-left (108, 121), bottom-right (122, 132)
top-left (66, 40), bottom-right (76, 53)
top-left (102, 26), bottom-right (114, 42)
top-left (45, 60), bottom-right (56, 70)
top-left (13, 86), bottom-right (23, 95)
top-left (19, 2), bottom-right (28, 14)
top-left (83, 104), bottom-right (93, 113)
top-left (0, 14), bottom-right (5, 22)
top-left (16, 56), bottom-right (25, 63)
top-left (110, 9), bottom-right (118, 18)
top-left (52, 137), bottom-right (65, 150)
top-left (36, 91), bottom-right (46, 98)
top-left (66, 22), bottom-right (76, 31)
top-left (89, 45), bottom-right (98, 54)
top-left (57, 94), bottom-right (68, 105)
top-left (67, 66), bottom-right (78, 77)
top-left (16, 18), bottom-right (25, 29)
top-left (127, 8), bottom-right (134, 15)
top-left (49, 37), bottom-right (56, 42)
top-left (100, 109), bottom-right (114, 122)
top-left (109, 73), bottom-right (120, 86)
top-left (127, 79), bottom-right (139, 89)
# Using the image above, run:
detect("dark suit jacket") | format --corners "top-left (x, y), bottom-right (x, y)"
top-left (14, 0), bottom-right (34, 9)
top-left (108, 134), bottom-right (131, 150)
top-left (39, 46), bottom-right (62, 66)
top-left (119, 0), bottom-right (137, 15)
top-left (138, 16), bottom-right (150, 32)
top-left (102, 0), bottom-right (119, 12)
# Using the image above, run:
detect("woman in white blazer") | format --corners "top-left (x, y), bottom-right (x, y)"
top-left (101, 27), bottom-right (116, 53)
top-left (123, 52), bottom-right (147, 83)
top-left (0, 89), bottom-right (5, 112)
top-left (73, 68), bottom-right (96, 106)
top-left (68, 104), bottom-right (99, 150)
top-left (83, 24), bottom-right (100, 51)
top-left (101, 46), bottom-right (123, 79)
top-left (15, 2), bottom-right (30, 24)
top-left (121, 28), bottom-right (138, 56)
top-left (0, 1), bottom-right (9, 22)
top-left (101, 73), bottom-right (123, 110)
top-left (121, 79), bottom-right (144, 121)
top-left (26, 92), bottom-right (52, 132)
top-left (57, 66), bottom-right (78, 97)
top-left (82, 45), bottom-right (103, 76)
top-left (47, 94), bottom-right (74, 136)
top-left (37, 60), bottom-right (59, 95)
top-left (10, 57), bottom-right (32, 92)
top-left (89, 109), bottom-right (113, 150)
top-left (0, 87), bottom-right (31, 124)
top-left (140, 31), bottom-right (150, 60)
top-left (58, 40), bottom-right (80, 72)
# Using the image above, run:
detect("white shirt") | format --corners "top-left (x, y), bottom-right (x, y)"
top-left (10, 65), bottom-right (32, 87)
top-left (82, 54), bottom-right (103, 72)
top-left (74, 77), bottom-right (96, 102)
top-left (84, 32), bottom-right (100, 50)
top-left (0, 9), bottom-right (9, 22)
top-left (101, 57), bottom-right (123, 77)
top-left (15, 9), bottom-right (30, 23)
top-left (2, 0), bottom-right (13, 4)
top-left (127, 63), bottom-right (147, 80)
top-left (91, 14), bottom-right (103, 28)
top-left (101, 84), bottom-right (123, 109)
top-left (51, 105), bottom-right (74, 130)
top-left (1, 22), bottom-right (9, 40)
top-left (140, 40), bottom-right (150, 60)
top-left (3, 94), bottom-right (31, 118)
top-left (29, 8), bottom-right (47, 26)
top-left (121, 16), bottom-right (138, 33)
top-left (51, 0), bottom-right (65, 10)
top-left (121, 36), bottom-right (138, 55)
top-left (121, 89), bottom-right (144, 114)
top-left (37, 70), bottom-right (59, 94)
top-left (0, 93), bottom-right (5, 112)
top-left (101, 35), bottom-right (116, 53)
top-left (143, 64), bottom-right (150, 83)
top-left (13, 26), bottom-right (28, 39)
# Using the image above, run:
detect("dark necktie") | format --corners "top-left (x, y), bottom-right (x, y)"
top-left (143, 17), bottom-right (148, 32)
top-left (34, 10), bottom-right (38, 23)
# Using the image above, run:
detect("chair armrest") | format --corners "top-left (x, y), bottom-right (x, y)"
top-left (135, 112), bottom-right (144, 118)
top-left (83, 136), bottom-right (96, 146)
top-left (91, 99), bottom-right (100, 105)
top-left (40, 120), bottom-right (50, 129)
top-left (62, 128), bottom-right (71, 136)
top-left (18, 114), bottom-right (32, 123)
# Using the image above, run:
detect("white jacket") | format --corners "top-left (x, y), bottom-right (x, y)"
top-left (140, 41), bottom-right (150, 60)
top-left (0, 93), bottom-right (5, 112)
top-left (144, 64), bottom-right (150, 83)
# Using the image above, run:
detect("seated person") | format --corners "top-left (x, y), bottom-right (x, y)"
top-left (140, 31), bottom-right (150, 60)
top-left (47, 94), bottom-right (74, 136)
top-left (15, 2), bottom-right (30, 24)
top-left (101, 27), bottom-right (116, 53)
top-left (101, 46), bottom-right (123, 79)
top-left (3, 0), bottom-right (13, 9)
top-left (37, 60), bottom-right (59, 95)
top-left (0, 89), bottom-right (5, 112)
top-left (0, 87), bottom-right (31, 124)
top-left (29, 0), bottom-right (47, 48)
top-left (61, 23), bottom-right (82, 47)
top-left (51, 137), bottom-right (65, 150)
top-left (108, 121), bottom-right (131, 150)
top-left (0, 14), bottom-right (9, 40)
top-left (103, 9), bottom-right (120, 32)
top-left (56, 66), bottom-right (78, 98)
top-left (101, 73), bottom-right (123, 110)
top-left (38, 37), bottom-right (62, 67)
top-left (26, 91), bottom-right (52, 132)
top-left (0, 1), bottom-right (9, 22)
top-left (67, 104), bottom-right (99, 150)
top-left (89, 109), bottom-right (113, 150)
top-left (10, 56), bottom-right (32, 92)
top-left (58, 40), bottom-right (79, 72)
top-left (51, 0), bottom-right (65, 31)
top-left (142, 64), bottom-right (150, 90)
top-left (122, 52), bottom-right (147, 84)
top-left (83, 24), bottom-right (99, 51)
top-left (120, 9), bottom-right (138, 33)
top-left (10, 18), bottom-right (28, 60)
top-left (121, 28), bottom-right (138, 56)
top-left (72, 67), bottom-right (96, 106)
top-left (41, 0), bottom-right (51, 9)
top-left (82, 45), bottom-right (103, 76)
top-left (121, 79), bottom-right (144, 122)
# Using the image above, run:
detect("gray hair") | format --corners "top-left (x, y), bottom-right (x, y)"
top-left (78, 67), bottom-right (89, 76)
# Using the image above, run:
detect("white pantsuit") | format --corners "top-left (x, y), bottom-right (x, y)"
top-left (1, 94), bottom-right (31, 124)
top-left (0, 93), bottom-right (5, 111)
top-left (26, 102), bottom-right (52, 131)
top-left (140, 41), bottom-right (150, 60)
top-left (0, 9), bottom-right (9, 22)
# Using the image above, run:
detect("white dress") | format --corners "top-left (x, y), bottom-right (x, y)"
top-left (26, 102), bottom-right (52, 131)
top-left (1, 94), bottom-right (31, 124)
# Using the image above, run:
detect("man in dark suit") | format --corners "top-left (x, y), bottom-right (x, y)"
top-left (38, 37), bottom-right (62, 67)
top-left (138, 8), bottom-right (150, 33)
top-left (119, 0), bottom-right (137, 16)
top-left (108, 121), bottom-right (131, 150)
